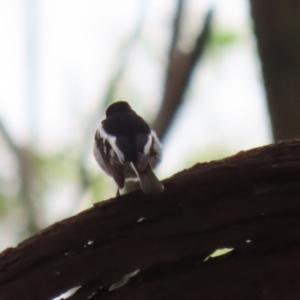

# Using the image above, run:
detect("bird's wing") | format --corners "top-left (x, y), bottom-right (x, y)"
top-left (110, 162), bottom-right (125, 189)
top-left (94, 129), bottom-right (125, 189)
top-left (135, 130), bottom-right (162, 171)
top-left (149, 131), bottom-right (162, 169)
top-left (93, 131), bottom-right (113, 175)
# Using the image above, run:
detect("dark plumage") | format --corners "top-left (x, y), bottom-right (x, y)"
top-left (94, 101), bottom-right (163, 196)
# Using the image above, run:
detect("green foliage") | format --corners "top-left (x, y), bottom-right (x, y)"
top-left (208, 28), bottom-right (242, 54)
top-left (90, 174), bottom-right (109, 203)
top-left (0, 192), bottom-right (15, 217)
top-left (32, 151), bottom-right (77, 182)
top-left (212, 30), bottom-right (240, 47)
top-left (32, 150), bottom-right (110, 200)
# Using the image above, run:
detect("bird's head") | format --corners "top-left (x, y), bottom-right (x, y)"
top-left (106, 101), bottom-right (133, 117)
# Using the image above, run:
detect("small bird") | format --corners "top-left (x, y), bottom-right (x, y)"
top-left (93, 101), bottom-right (164, 196)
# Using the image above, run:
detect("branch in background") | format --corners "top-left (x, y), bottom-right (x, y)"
top-left (75, 1), bottom-right (148, 206)
top-left (250, 0), bottom-right (300, 141)
top-left (0, 120), bottom-right (40, 235)
top-left (153, 8), bottom-right (213, 141)
top-left (169, 0), bottom-right (184, 58)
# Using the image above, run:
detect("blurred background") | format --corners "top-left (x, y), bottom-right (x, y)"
top-left (0, 0), bottom-right (298, 251)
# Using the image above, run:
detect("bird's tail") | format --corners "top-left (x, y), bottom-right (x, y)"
top-left (133, 163), bottom-right (164, 194)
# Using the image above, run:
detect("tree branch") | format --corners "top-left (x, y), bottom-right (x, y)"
top-left (153, 9), bottom-right (213, 141)
top-left (169, 0), bottom-right (184, 58)
top-left (0, 119), bottom-right (40, 235)
top-left (1, 140), bottom-right (300, 299)
top-left (250, 0), bottom-right (300, 141)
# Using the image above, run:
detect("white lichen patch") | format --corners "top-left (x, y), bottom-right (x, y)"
top-left (137, 217), bottom-right (146, 223)
top-left (52, 286), bottom-right (81, 299)
top-left (87, 291), bottom-right (96, 299)
top-left (109, 270), bottom-right (140, 291)
top-left (203, 248), bottom-right (234, 262)
top-left (84, 240), bottom-right (94, 248)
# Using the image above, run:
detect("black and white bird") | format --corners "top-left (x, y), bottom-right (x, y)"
top-left (93, 101), bottom-right (164, 196)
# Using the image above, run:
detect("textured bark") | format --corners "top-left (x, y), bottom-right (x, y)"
top-left (251, 0), bottom-right (300, 141)
top-left (1, 140), bottom-right (300, 299)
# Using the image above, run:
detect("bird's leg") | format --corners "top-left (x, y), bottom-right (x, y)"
top-left (116, 188), bottom-right (121, 197)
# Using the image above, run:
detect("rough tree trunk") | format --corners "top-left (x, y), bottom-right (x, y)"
top-left (1, 140), bottom-right (300, 299)
top-left (251, 0), bottom-right (300, 141)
